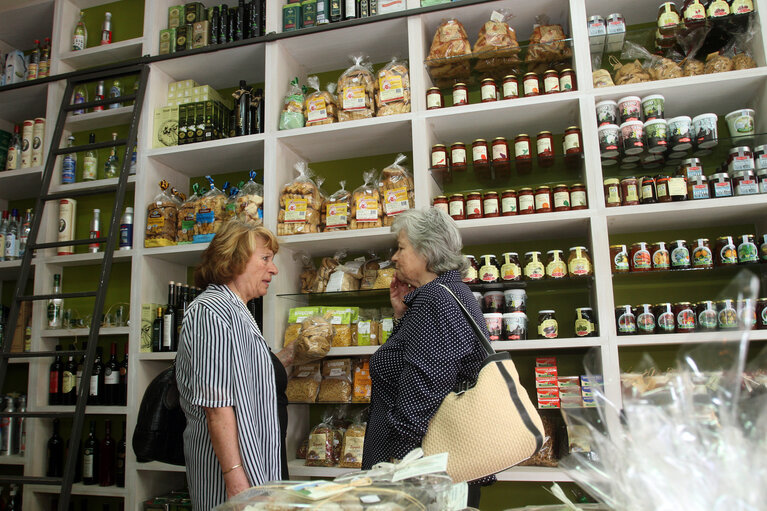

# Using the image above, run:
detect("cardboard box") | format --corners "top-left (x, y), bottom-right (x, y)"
top-left (153, 105), bottom-right (179, 148)
top-left (536, 356), bottom-right (557, 367)
top-left (537, 398), bottom-right (560, 409)
top-left (159, 28), bottom-right (176, 55)
top-left (192, 21), bottom-right (210, 49)
top-left (168, 5), bottom-right (184, 29)
top-left (535, 377), bottom-right (558, 388)
top-left (558, 376), bottom-right (581, 388)
top-left (377, 0), bottom-right (405, 14)
top-left (141, 303), bottom-right (162, 352)
top-left (537, 387), bottom-right (559, 400)
top-left (535, 366), bottom-right (558, 378)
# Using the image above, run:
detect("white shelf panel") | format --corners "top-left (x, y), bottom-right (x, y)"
top-left (136, 352), bottom-right (176, 361)
top-left (146, 134), bottom-right (265, 176)
top-left (27, 483), bottom-right (127, 497)
top-left (143, 243), bottom-right (208, 266)
top-left (152, 43), bottom-right (266, 90)
top-left (493, 337), bottom-right (603, 351)
top-left (36, 405), bottom-right (128, 414)
top-left (136, 461), bottom-right (186, 473)
top-left (66, 106), bottom-right (135, 132)
top-left (0, 0), bottom-right (53, 51)
top-left (0, 81), bottom-right (48, 123)
top-left (458, 209), bottom-right (593, 246)
top-left (327, 346), bottom-right (379, 357)
top-left (0, 454), bottom-right (25, 465)
top-left (278, 227), bottom-right (395, 255)
top-left (0, 166), bottom-right (43, 200)
top-left (41, 327), bottom-right (130, 337)
top-left (49, 174), bottom-right (137, 196)
top-left (617, 329), bottom-right (767, 348)
top-left (9, 357), bottom-right (33, 365)
top-left (276, 114), bottom-right (413, 162)
top-left (0, 259), bottom-right (27, 280)
top-left (58, 37), bottom-right (144, 70)
top-left (38, 249), bottom-right (134, 267)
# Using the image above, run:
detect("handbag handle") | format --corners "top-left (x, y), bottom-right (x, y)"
top-left (439, 284), bottom-right (496, 357)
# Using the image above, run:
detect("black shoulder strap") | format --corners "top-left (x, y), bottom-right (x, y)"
top-left (439, 283), bottom-right (496, 357)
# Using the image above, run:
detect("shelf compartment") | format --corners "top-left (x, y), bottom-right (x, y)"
top-left (0, 259), bottom-right (30, 281)
top-left (493, 337), bottom-right (603, 351)
top-left (0, 166), bottom-right (44, 200)
top-left (57, 37), bottom-right (144, 70)
top-left (38, 250), bottom-right (134, 267)
top-left (0, 81), bottom-right (48, 123)
top-left (278, 227), bottom-right (395, 255)
top-left (48, 174), bottom-right (137, 196)
top-left (457, 209), bottom-right (592, 246)
top-left (0, 454), bottom-right (26, 466)
top-left (616, 329), bottom-right (767, 347)
top-left (0, 0), bottom-right (53, 51)
top-left (136, 352), bottom-right (176, 361)
top-left (65, 106), bottom-right (135, 132)
top-left (327, 346), bottom-right (379, 357)
top-left (35, 406), bottom-right (128, 415)
top-left (146, 134), bottom-right (265, 176)
top-left (27, 482), bottom-right (127, 497)
top-left (143, 243), bottom-right (208, 266)
top-left (611, 264), bottom-right (765, 287)
top-left (152, 43), bottom-right (266, 90)
top-left (136, 461), bottom-right (186, 473)
top-left (41, 327), bottom-right (130, 338)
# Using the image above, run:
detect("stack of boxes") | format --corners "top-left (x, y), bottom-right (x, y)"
top-left (282, 0), bottom-right (407, 32)
top-left (534, 357), bottom-right (603, 409)
top-left (535, 358), bottom-right (560, 409)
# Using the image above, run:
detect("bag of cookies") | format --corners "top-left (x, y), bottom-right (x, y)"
top-left (318, 358), bottom-right (353, 403)
top-left (426, 18), bottom-right (472, 84)
top-left (222, 183), bottom-right (239, 222)
top-left (177, 184), bottom-right (200, 245)
top-left (304, 75), bottom-right (338, 127)
top-left (352, 359), bottom-right (372, 403)
top-left (236, 170), bottom-right (264, 225)
top-left (277, 161), bottom-right (322, 236)
top-left (359, 251), bottom-right (381, 290)
top-left (305, 411), bottom-right (343, 467)
top-left (145, 180), bottom-right (180, 248)
top-left (295, 251), bottom-right (319, 294)
top-left (525, 19), bottom-right (572, 71)
top-left (279, 77), bottom-right (305, 130)
top-left (284, 306), bottom-right (322, 347)
top-left (337, 55), bottom-right (377, 122)
top-left (323, 181), bottom-right (351, 232)
top-left (379, 154), bottom-right (414, 227)
top-left (294, 314), bottom-right (334, 364)
top-left (286, 362), bottom-right (321, 403)
top-left (376, 57), bottom-right (411, 117)
top-left (194, 176), bottom-right (227, 243)
top-left (339, 412), bottom-right (366, 468)
top-left (326, 253), bottom-right (364, 293)
top-left (312, 253), bottom-right (342, 293)
top-left (351, 169), bottom-right (382, 230)
top-left (473, 10), bottom-right (521, 74)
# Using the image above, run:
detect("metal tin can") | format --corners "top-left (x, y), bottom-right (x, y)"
top-left (32, 117), bottom-right (46, 167)
top-left (57, 198), bottom-right (77, 255)
top-left (21, 119), bottom-right (34, 168)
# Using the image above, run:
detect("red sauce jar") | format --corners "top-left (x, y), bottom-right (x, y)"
top-left (501, 190), bottom-right (517, 216)
top-left (483, 191), bottom-right (500, 218)
top-left (673, 302), bottom-right (696, 333)
top-left (559, 69), bottom-right (577, 92)
top-left (452, 83), bottom-right (468, 106)
top-left (563, 127), bottom-right (583, 157)
top-left (604, 178), bottom-right (621, 207)
top-left (492, 137), bottom-right (510, 163)
top-left (543, 70), bottom-right (560, 94)
top-left (514, 134), bottom-right (532, 162)
top-left (431, 144), bottom-right (448, 169)
top-left (534, 186), bottom-right (552, 213)
top-left (472, 139), bottom-right (489, 166)
top-left (432, 195), bottom-right (448, 214)
top-left (523, 73), bottom-right (540, 97)
top-left (480, 78), bottom-right (497, 102)
top-left (620, 177), bottom-right (640, 206)
top-left (450, 142), bottom-right (467, 170)
top-left (448, 194), bottom-right (465, 220)
top-left (553, 185), bottom-right (570, 211)
top-left (426, 87), bottom-right (443, 110)
top-left (466, 192), bottom-right (483, 219)
top-left (518, 188), bottom-right (534, 214)
top-left (570, 184), bottom-right (588, 210)
top-left (630, 242), bottom-right (652, 272)
top-left (536, 131), bottom-right (554, 167)
top-left (502, 75), bottom-right (519, 99)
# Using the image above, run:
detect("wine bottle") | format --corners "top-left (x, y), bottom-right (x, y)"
top-left (87, 347), bottom-right (104, 405)
top-left (101, 12), bottom-right (113, 45)
top-left (93, 81), bottom-right (105, 112)
top-left (5, 125), bottom-right (21, 171)
top-left (83, 133), bottom-right (98, 181)
top-left (99, 420), bottom-right (115, 486)
top-left (152, 307), bottom-right (163, 352)
top-left (49, 345), bottom-right (63, 405)
top-left (174, 282), bottom-right (186, 346)
top-left (103, 133), bottom-right (119, 179)
top-left (116, 421), bottom-right (126, 487)
top-left (62, 346), bottom-right (78, 406)
top-left (162, 282), bottom-right (176, 352)
top-left (119, 343), bottom-right (128, 406)
top-left (82, 421), bottom-right (99, 485)
top-left (104, 343), bottom-right (120, 406)
top-left (46, 419), bottom-right (64, 477)
top-left (76, 342), bottom-right (88, 395)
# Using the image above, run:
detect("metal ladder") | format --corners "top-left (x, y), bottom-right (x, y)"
top-left (0, 63), bottom-right (149, 510)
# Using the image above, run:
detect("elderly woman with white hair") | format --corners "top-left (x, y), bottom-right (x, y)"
top-left (361, 207), bottom-right (492, 508)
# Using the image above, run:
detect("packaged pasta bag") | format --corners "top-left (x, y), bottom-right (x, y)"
top-left (474, 9), bottom-right (521, 74)
top-left (194, 176), bottom-right (227, 243)
top-left (318, 358), bottom-right (353, 403)
top-left (351, 169), bottom-right (382, 230)
top-left (359, 250), bottom-right (381, 290)
top-left (278, 77), bottom-right (305, 130)
top-left (145, 180), bottom-right (180, 247)
top-left (354, 308), bottom-right (380, 346)
top-left (339, 411), bottom-right (367, 468)
top-left (376, 57), bottom-right (411, 116)
top-left (237, 171), bottom-right (264, 225)
top-left (304, 75), bottom-right (338, 126)
top-left (351, 358), bottom-right (372, 404)
top-left (374, 249), bottom-right (397, 289)
top-left (306, 410), bottom-right (343, 467)
top-left (326, 253), bottom-right (364, 293)
top-left (177, 184), bottom-right (201, 244)
top-left (284, 306), bottom-right (322, 347)
top-left (337, 54), bottom-right (377, 122)
top-left (321, 307), bottom-right (358, 347)
top-left (426, 18), bottom-right (472, 84)
top-left (294, 314), bottom-right (334, 364)
top-left (277, 161), bottom-right (321, 236)
top-left (323, 181), bottom-right (351, 232)
top-left (286, 361), bottom-right (321, 403)
top-left (379, 154), bottom-right (414, 227)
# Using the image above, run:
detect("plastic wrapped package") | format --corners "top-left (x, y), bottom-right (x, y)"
top-left (321, 306), bottom-right (358, 347)
top-left (237, 170), bottom-right (264, 225)
top-left (705, 52), bottom-right (734, 73)
top-left (379, 307), bottom-right (394, 344)
top-left (223, 184), bottom-right (239, 222)
top-left (609, 57), bottom-right (651, 86)
top-left (337, 55), bottom-right (377, 122)
top-left (352, 358), bottom-right (372, 403)
top-left (296, 251), bottom-right (319, 294)
top-left (277, 162), bottom-right (322, 236)
top-left (284, 306), bottom-right (322, 347)
top-left (351, 169), bottom-right (382, 229)
top-left (313, 254), bottom-right (342, 293)
top-left (285, 362), bottom-right (321, 403)
top-left (323, 181), bottom-right (351, 232)
top-left (359, 252), bottom-right (381, 290)
top-left (305, 411), bottom-right (343, 467)
top-left (318, 358), bottom-right (353, 403)
top-left (145, 180), bottom-right (180, 247)
top-left (339, 413), bottom-right (366, 468)
top-left (592, 69), bottom-right (615, 88)
top-left (376, 57), bottom-right (411, 117)
top-left (304, 76), bottom-right (338, 127)
top-left (426, 18), bottom-right (472, 84)
top-left (379, 154), bottom-right (414, 227)
top-left (473, 10), bottom-right (521, 75)
top-left (525, 20), bottom-right (572, 71)
top-left (354, 308), bottom-right (380, 346)
top-left (325, 256), bottom-right (364, 293)
top-left (176, 184), bottom-right (200, 244)
top-left (683, 59), bottom-right (705, 76)
top-left (279, 77), bottom-right (305, 130)
top-left (294, 315), bottom-right (334, 364)
top-left (194, 176), bottom-right (227, 243)
top-left (519, 414), bottom-right (558, 467)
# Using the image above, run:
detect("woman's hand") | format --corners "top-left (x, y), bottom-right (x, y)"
top-left (390, 276), bottom-right (411, 319)
top-left (224, 467), bottom-right (250, 499)
top-left (275, 341), bottom-right (296, 368)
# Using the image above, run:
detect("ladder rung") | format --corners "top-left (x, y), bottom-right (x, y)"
top-left (1, 351), bottom-right (85, 359)
top-left (0, 476), bottom-right (62, 485)
top-left (44, 185), bottom-right (121, 201)
top-left (64, 94), bottom-right (137, 112)
top-left (0, 411), bottom-right (75, 418)
top-left (30, 238), bottom-right (108, 250)
top-left (19, 291), bottom-right (98, 301)
top-left (54, 139), bottom-right (127, 155)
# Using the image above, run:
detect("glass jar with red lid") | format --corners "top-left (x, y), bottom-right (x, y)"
top-left (492, 137), bottom-right (510, 163)
top-left (534, 186), bottom-right (552, 213)
top-left (501, 190), bottom-right (517, 216)
top-left (483, 192), bottom-right (500, 218)
top-left (472, 139), bottom-right (489, 166)
top-left (523, 73), bottom-right (540, 97)
top-left (450, 142), bottom-right (467, 170)
top-left (651, 241), bottom-right (670, 270)
top-left (570, 184), bottom-right (588, 210)
top-left (536, 131), bottom-right (555, 167)
top-left (674, 302), bottom-right (696, 333)
top-left (452, 83), bottom-right (468, 106)
top-left (426, 87), bottom-right (443, 110)
top-left (518, 188), bottom-right (534, 214)
top-left (543, 70), bottom-right (560, 94)
top-left (502, 75), bottom-right (519, 99)
top-left (466, 192), bottom-right (483, 219)
top-left (480, 78), bottom-right (497, 102)
top-left (448, 194), bottom-right (465, 220)
top-left (604, 178), bottom-right (621, 207)
top-left (630, 242), bottom-right (652, 272)
top-left (432, 195), bottom-right (448, 214)
top-left (463, 255), bottom-right (479, 283)
top-left (553, 185), bottom-right (570, 211)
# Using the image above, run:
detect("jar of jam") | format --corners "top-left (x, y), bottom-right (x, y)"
top-left (691, 238), bottom-right (713, 268)
top-left (670, 240), bottom-right (691, 270)
top-left (681, 158), bottom-right (703, 180)
top-left (534, 186), bottom-right (552, 213)
top-left (483, 291), bottom-right (505, 313)
top-left (708, 1), bottom-right (730, 20)
top-left (696, 300), bottom-right (718, 331)
top-left (674, 302), bottom-right (696, 333)
top-left (615, 305), bottom-right (637, 335)
top-left (553, 185), bottom-right (570, 212)
top-left (655, 175), bottom-right (671, 202)
top-left (545, 250), bottom-right (568, 279)
top-left (466, 192), bottom-right (483, 219)
top-left (450, 142), bottom-right (467, 170)
top-left (737, 234), bottom-right (759, 264)
top-left (448, 193), bottom-right (465, 220)
top-left (500, 252), bottom-right (521, 281)
top-left (718, 299), bottom-right (738, 330)
top-left (504, 289), bottom-right (526, 313)
top-left (537, 310), bottom-right (558, 339)
top-left (503, 311), bottom-right (527, 340)
top-left (559, 69), bottom-right (577, 92)
top-left (651, 241), bottom-right (671, 270)
top-left (472, 139), bottom-right (489, 166)
top-left (478, 254), bottom-right (500, 283)
top-left (543, 70), bottom-right (559, 94)
top-left (610, 244), bottom-right (630, 273)
top-left (630, 242), bottom-right (652, 272)
top-left (524, 251), bottom-right (545, 280)
top-left (732, 0), bottom-right (755, 16)
top-left (683, 0), bottom-right (706, 28)
top-left (760, 233), bottom-right (767, 262)
top-left (728, 146), bottom-right (755, 173)
top-left (604, 178), bottom-right (622, 207)
top-left (757, 298), bottom-right (767, 330)
top-left (688, 175), bottom-right (710, 200)
top-left (570, 184), bottom-right (588, 210)
top-left (518, 188), bottom-right (534, 214)
top-left (426, 87), bottom-right (443, 110)
top-left (640, 176), bottom-right (657, 204)
top-left (563, 127), bottom-right (583, 158)
top-left (502, 75), bottom-right (519, 99)
top-left (756, 144), bottom-right (767, 170)
top-left (536, 131), bottom-right (554, 167)
top-left (716, 236), bottom-right (738, 266)
top-left (492, 137), bottom-right (510, 163)
top-left (574, 307), bottom-right (597, 337)
top-left (657, 2), bottom-right (681, 36)
top-left (483, 192), bottom-right (500, 218)
top-left (668, 175), bottom-right (688, 201)
top-left (733, 170), bottom-right (758, 196)
top-left (452, 83), bottom-right (468, 106)
top-left (463, 255), bottom-right (479, 283)
top-left (568, 246), bottom-right (593, 277)
top-left (709, 173), bottom-right (733, 198)
top-left (432, 195), bottom-right (448, 214)
top-left (620, 177), bottom-right (640, 206)
top-left (635, 304), bottom-right (656, 334)
top-left (431, 144), bottom-right (448, 169)
top-left (480, 78), bottom-right (497, 102)
top-left (757, 169), bottom-right (767, 193)
top-left (738, 298), bottom-right (757, 329)
top-left (501, 190), bottom-right (517, 216)
top-left (523, 73), bottom-right (540, 97)
top-left (654, 303), bottom-right (674, 332)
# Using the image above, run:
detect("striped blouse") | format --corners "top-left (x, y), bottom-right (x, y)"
top-left (176, 284), bottom-right (281, 510)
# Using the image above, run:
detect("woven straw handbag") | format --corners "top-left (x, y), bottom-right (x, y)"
top-left (421, 284), bottom-right (545, 483)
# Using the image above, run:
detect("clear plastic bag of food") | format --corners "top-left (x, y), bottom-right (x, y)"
top-left (474, 9), bottom-right (521, 74)
top-left (728, 16), bottom-right (758, 70)
top-left (337, 54), bottom-right (377, 122)
top-left (305, 410), bottom-right (343, 467)
top-left (237, 170), bottom-right (264, 225)
top-left (519, 414), bottom-right (558, 467)
top-left (145, 180), bottom-right (180, 247)
top-left (426, 18), bottom-right (472, 84)
top-left (360, 251), bottom-right (381, 290)
top-left (285, 362), bottom-right (321, 403)
top-left (313, 253), bottom-right (342, 293)
top-left (221, 182), bottom-right (238, 222)
top-left (325, 251), bottom-right (363, 293)
top-left (380, 307), bottom-right (395, 344)
top-left (525, 17), bottom-right (572, 66)
top-left (294, 315), bottom-right (334, 365)
top-left (295, 251), bottom-right (319, 294)
top-left (351, 169), bottom-right (382, 230)
top-left (354, 308), bottom-right (380, 347)
top-left (279, 77), bottom-right (305, 130)
top-left (277, 161), bottom-right (322, 236)
top-left (284, 306), bottom-right (322, 347)
top-left (304, 76), bottom-right (338, 127)
top-left (609, 55), bottom-right (651, 85)
top-left (379, 153), bottom-right (414, 227)
top-left (177, 184), bottom-right (200, 245)
top-left (376, 57), bottom-right (411, 117)
top-left (619, 42), bottom-right (681, 81)
top-left (318, 358), bottom-right (352, 403)
top-left (323, 180), bottom-right (351, 232)
top-left (339, 412), bottom-right (366, 468)
top-left (194, 176), bottom-right (227, 243)
top-left (321, 306), bottom-right (357, 347)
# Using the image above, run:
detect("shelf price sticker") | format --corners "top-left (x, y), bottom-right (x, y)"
top-left (384, 187), bottom-right (410, 215)
top-left (285, 198), bottom-right (308, 223)
top-left (325, 202), bottom-right (348, 228)
top-left (307, 97), bottom-right (328, 123)
top-left (379, 75), bottom-right (404, 103)
top-left (355, 197), bottom-right (379, 221)
top-left (342, 86), bottom-right (367, 111)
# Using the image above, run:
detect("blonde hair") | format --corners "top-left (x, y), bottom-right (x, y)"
top-left (194, 219), bottom-right (279, 289)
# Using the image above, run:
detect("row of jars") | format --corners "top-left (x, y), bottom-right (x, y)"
top-left (426, 69), bottom-right (578, 110)
top-left (464, 248), bottom-right (594, 284)
top-left (482, 307), bottom-right (597, 341)
top-left (435, 184), bottom-right (588, 220)
top-left (610, 234), bottom-right (766, 273)
top-left (616, 298), bottom-right (767, 336)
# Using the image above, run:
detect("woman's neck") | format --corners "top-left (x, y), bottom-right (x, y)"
top-left (226, 282), bottom-right (249, 304)
top-left (414, 271), bottom-right (439, 288)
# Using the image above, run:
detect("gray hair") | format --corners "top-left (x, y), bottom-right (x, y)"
top-left (392, 208), bottom-right (468, 275)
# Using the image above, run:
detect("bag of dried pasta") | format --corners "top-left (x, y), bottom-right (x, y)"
top-left (194, 176), bottom-right (227, 243)
top-left (379, 154), bottom-right (414, 226)
top-left (177, 183), bottom-right (200, 245)
top-left (294, 314), bottom-right (334, 365)
top-left (323, 181), bottom-right (351, 232)
top-left (237, 170), bottom-right (264, 225)
top-left (376, 57), bottom-right (410, 116)
top-left (286, 362), bottom-right (321, 403)
top-left (351, 169), bottom-right (382, 230)
top-left (278, 77), bottom-right (305, 130)
top-left (145, 180), bottom-right (180, 247)
top-left (304, 75), bottom-right (338, 126)
top-left (318, 358), bottom-right (352, 403)
top-left (277, 162), bottom-right (322, 236)
top-left (337, 55), bottom-right (377, 122)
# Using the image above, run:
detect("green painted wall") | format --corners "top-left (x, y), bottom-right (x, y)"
top-left (80, 0), bottom-right (145, 50)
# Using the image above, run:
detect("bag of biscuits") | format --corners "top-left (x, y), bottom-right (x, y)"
top-left (236, 170), bottom-right (264, 225)
top-left (222, 183), bottom-right (239, 222)
top-left (379, 154), bottom-right (414, 227)
top-left (194, 176), bottom-right (227, 243)
top-left (294, 314), bottom-right (334, 364)
top-left (321, 307), bottom-right (358, 347)
top-left (304, 75), bottom-right (338, 127)
top-left (425, 18), bottom-right (472, 84)
top-left (337, 55), bottom-right (377, 122)
top-left (474, 10), bottom-right (521, 74)
top-left (145, 180), bottom-right (180, 247)
top-left (284, 306), bottom-right (322, 347)
top-left (376, 57), bottom-right (410, 116)
top-left (351, 169), bottom-right (382, 229)
top-left (277, 161), bottom-right (322, 236)
top-left (279, 77), bottom-right (305, 130)
top-left (177, 183), bottom-right (200, 245)
top-left (525, 17), bottom-right (572, 70)
top-left (295, 251), bottom-right (319, 294)
top-left (323, 181), bottom-right (351, 232)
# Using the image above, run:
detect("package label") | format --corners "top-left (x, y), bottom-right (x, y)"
top-left (285, 199), bottom-right (308, 222)
top-left (342, 86), bottom-right (367, 111)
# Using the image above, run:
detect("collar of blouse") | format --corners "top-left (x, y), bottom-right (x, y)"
top-left (403, 270), bottom-right (462, 306)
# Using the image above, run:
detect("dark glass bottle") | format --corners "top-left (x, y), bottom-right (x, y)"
top-left (119, 343), bottom-right (128, 406)
top-left (163, 282), bottom-right (176, 351)
top-left (76, 342), bottom-right (88, 396)
top-left (99, 420), bottom-right (115, 486)
top-left (219, 4), bottom-right (229, 43)
top-left (251, 87), bottom-right (264, 134)
top-left (82, 421), bottom-right (99, 485)
top-left (330, 0), bottom-right (343, 22)
top-left (174, 282), bottom-right (185, 343)
top-left (87, 347), bottom-right (104, 405)
top-left (49, 345), bottom-right (64, 405)
top-left (235, 0), bottom-right (245, 40)
top-left (116, 421), bottom-right (126, 487)
top-left (210, 6), bottom-right (220, 45)
top-left (228, 7), bottom-right (237, 42)
top-left (46, 419), bottom-right (64, 477)
top-left (234, 81), bottom-right (251, 137)
top-left (104, 342), bottom-right (120, 406)
top-left (249, 0), bottom-right (262, 38)
top-left (62, 346), bottom-right (78, 405)
top-left (152, 307), bottom-right (163, 352)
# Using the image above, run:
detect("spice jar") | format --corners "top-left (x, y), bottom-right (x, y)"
top-left (545, 250), bottom-right (568, 279)
top-left (640, 176), bottom-right (657, 204)
top-left (463, 255), bottom-right (479, 284)
top-left (523, 73), bottom-right (540, 97)
top-left (483, 192), bottom-right (499, 218)
top-left (696, 300), bottom-right (718, 331)
top-left (432, 195), bottom-right (448, 214)
top-left (448, 193), bottom-right (465, 220)
top-left (737, 234), bottom-right (759, 264)
top-left (568, 246), bottom-right (593, 277)
top-left (570, 184), bottom-right (587, 210)
top-left (674, 302), bottom-right (696, 333)
top-left (523, 251), bottom-right (545, 280)
top-left (480, 78), bottom-right (497, 102)
top-left (574, 307), bottom-right (596, 337)
top-left (502, 75), bottom-right (519, 99)
top-left (620, 177), bottom-right (640, 206)
top-left (670, 240), bottom-right (691, 270)
top-left (450, 142), bottom-right (467, 170)
top-left (688, 175), bottom-right (710, 200)
top-left (733, 170), bottom-right (758, 196)
top-left (543, 70), bottom-right (559, 94)
top-left (536, 131), bottom-right (554, 167)
top-left (553, 185), bottom-right (570, 211)
top-left (537, 310), bottom-right (558, 339)
top-left (604, 178), bottom-right (622, 207)
top-left (615, 305), bottom-right (637, 335)
top-left (716, 236), bottom-right (738, 266)
top-left (478, 254), bottom-right (500, 283)
top-left (630, 242), bottom-right (652, 272)
top-left (500, 252), bottom-right (521, 281)
top-left (718, 299), bottom-right (738, 330)
top-left (426, 87), bottom-right (443, 110)
top-left (452, 83), bottom-right (468, 106)
top-left (691, 238), bottom-right (713, 269)
top-left (472, 139), bottom-right (489, 166)
top-left (534, 186), bottom-right (552, 213)
top-left (501, 190), bottom-right (517, 216)
top-left (635, 304), bottom-right (656, 334)
top-left (492, 137), bottom-right (510, 163)
top-left (559, 69), bottom-right (577, 92)
top-left (756, 298), bottom-right (767, 330)
top-left (518, 188), bottom-right (534, 215)
top-left (466, 192), bottom-right (483, 219)
top-left (655, 175), bottom-right (671, 202)
top-left (709, 173), bottom-right (733, 198)
top-left (610, 244), bottom-right (630, 273)
top-left (431, 144), bottom-right (448, 169)
top-left (652, 241), bottom-right (670, 270)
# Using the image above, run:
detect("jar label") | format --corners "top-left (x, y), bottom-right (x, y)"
top-left (633, 250), bottom-right (651, 269)
top-left (569, 257), bottom-right (591, 276)
top-left (658, 312), bottom-right (675, 331)
top-left (731, 0), bottom-right (754, 14)
top-left (534, 192), bottom-right (550, 211)
top-left (606, 186), bottom-right (621, 205)
top-left (546, 260), bottom-right (567, 278)
top-left (761, 242), bottom-right (767, 261)
top-left (325, 203), bottom-right (348, 228)
top-left (708, 0), bottom-right (730, 17)
top-left (504, 314), bottom-right (527, 340)
top-left (434, 202), bottom-right (448, 214)
top-left (538, 319), bottom-right (558, 338)
top-left (677, 309), bottom-right (696, 330)
top-left (452, 148), bottom-right (466, 165)
top-left (641, 184), bottom-right (654, 199)
top-left (543, 76), bottom-right (559, 93)
top-left (625, 184), bottom-right (639, 202)
top-left (515, 141), bottom-right (531, 158)
top-left (503, 80), bottom-right (518, 98)
top-left (523, 78), bottom-right (539, 95)
top-left (479, 264), bottom-right (499, 282)
top-left (564, 133), bottom-right (580, 152)
top-left (448, 200), bottom-right (464, 217)
top-left (453, 88), bottom-right (468, 105)
top-left (761, 306), bottom-right (767, 326)
top-left (472, 145), bottom-right (488, 163)
top-left (720, 244), bottom-right (737, 264)
top-left (757, 154), bottom-right (767, 170)
top-left (637, 313), bottom-right (655, 333)
top-left (518, 195), bottom-right (534, 212)
top-left (426, 92), bottom-right (442, 109)
top-left (384, 187), bottom-right (410, 215)
top-left (657, 182), bottom-right (668, 197)
top-left (736, 180), bottom-right (758, 195)
top-left (575, 319), bottom-right (594, 337)
top-left (713, 181), bottom-right (733, 197)
top-left (480, 83), bottom-right (496, 101)
top-left (617, 312), bottom-right (636, 333)
top-left (466, 199), bottom-right (482, 217)
top-left (285, 199), bottom-right (308, 222)
top-left (554, 191), bottom-right (570, 209)
top-left (356, 197), bottom-right (379, 221)
top-left (596, 104), bottom-right (617, 126)
top-left (685, 166), bottom-right (703, 180)
top-left (668, 178), bottom-right (687, 197)
top-left (731, 156), bottom-right (755, 172)
top-left (658, 9), bottom-right (680, 28)
top-left (492, 143), bottom-right (508, 161)
top-left (501, 197), bottom-right (517, 213)
top-left (501, 263), bottom-right (521, 280)
top-left (698, 310), bottom-right (717, 330)
top-left (536, 137), bottom-right (552, 156)
top-left (719, 307), bottom-right (737, 328)
top-left (671, 247), bottom-right (690, 267)
top-left (483, 198), bottom-right (499, 215)
top-left (738, 241), bottom-right (758, 263)
top-left (614, 251), bottom-right (629, 271)
top-left (524, 262), bottom-right (545, 279)
top-left (571, 190), bottom-right (587, 207)
top-left (342, 85), bottom-right (367, 111)
top-left (760, 180), bottom-right (767, 194)
top-left (692, 184), bottom-right (709, 199)
top-left (692, 246), bottom-right (713, 267)
top-left (653, 249), bottom-right (670, 269)
top-left (684, 3), bottom-right (706, 20)
top-left (431, 150), bottom-right (447, 168)
top-left (463, 267), bottom-right (478, 283)
top-left (560, 75), bottom-right (573, 92)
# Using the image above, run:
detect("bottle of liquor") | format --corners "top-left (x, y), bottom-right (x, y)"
top-left (104, 342), bottom-right (120, 406)
top-left (82, 421), bottom-right (99, 485)
top-left (27, 40), bottom-right (40, 80)
top-left (76, 342), bottom-right (88, 395)
top-left (211, 6), bottom-right (220, 44)
top-left (219, 4), bottom-right (230, 43)
top-left (46, 419), bottom-right (64, 477)
top-left (1, 396), bottom-right (17, 454)
top-left (39, 37), bottom-right (51, 78)
top-left (119, 207), bottom-right (133, 250)
top-left (235, 0), bottom-right (245, 40)
top-left (5, 126), bottom-right (21, 171)
top-left (330, 0), bottom-right (343, 22)
top-left (99, 420), bottom-right (115, 486)
top-left (234, 81), bottom-right (251, 136)
top-left (0, 211), bottom-right (7, 262)
top-left (116, 421), bottom-right (126, 487)
top-left (47, 274), bottom-right (63, 329)
top-left (19, 208), bottom-right (32, 258)
top-left (62, 346), bottom-right (78, 406)
top-left (174, 282), bottom-right (185, 344)
top-left (5, 209), bottom-right (19, 261)
top-left (17, 396), bottom-right (26, 457)
top-left (49, 345), bottom-right (64, 405)
top-left (8, 484), bottom-right (19, 511)
top-left (162, 282), bottom-right (176, 352)
top-left (152, 307), bottom-right (163, 352)
top-left (87, 347), bottom-right (104, 405)
top-left (93, 81), bottom-right (106, 112)
top-left (119, 343), bottom-right (128, 406)
top-left (344, 0), bottom-right (358, 19)
top-left (83, 133), bottom-right (98, 181)
top-left (109, 80), bottom-right (122, 109)
top-left (72, 11), bottom-right (88, 50)
top-left (61, 136), bottom-right (77, 184)
top-left (101, 12), bottom-right (113, 45)
top-left (103, 133), bottom-right (119, 178)
top-left (89, 209), bottom-right (101, 253)
top-left (72, 85), bottom-right (88, 116)
top-left (129, 146), bottom-right (137, 175)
